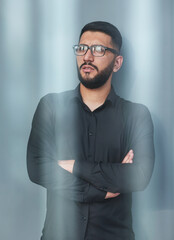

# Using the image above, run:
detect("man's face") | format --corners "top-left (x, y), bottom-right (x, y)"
top-left (76, 31), bottom-right (118, 89)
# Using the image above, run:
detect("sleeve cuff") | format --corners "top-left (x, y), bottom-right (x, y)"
top-left (73, 160), bottom-right (94, 180)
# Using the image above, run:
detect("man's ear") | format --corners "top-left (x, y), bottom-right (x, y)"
top-left (113, 55), bottom-right (123, 72)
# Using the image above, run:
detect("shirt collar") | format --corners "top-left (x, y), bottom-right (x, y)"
top-left (71, 84), bottom-right (118, 106)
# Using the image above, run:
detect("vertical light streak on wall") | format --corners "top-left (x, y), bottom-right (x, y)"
top-left (1, 0), bottom-right (31, 117)
top-left (38, 0), bottom-right (79, 94)
top-left (36, 1), bottom-right (80, 239)
top-left (172, 1), bottom-right (174, 204)
top-left (0, 1), bottom-right (45, 239)
top-left (158, 2), bottom-right (174, 240)
top-left (126, 1), bottom-right (174, 240)
top-left (125, 0), bottom-right (161, 106)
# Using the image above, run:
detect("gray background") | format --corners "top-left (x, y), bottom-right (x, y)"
top-left (0, 0), bottom-right (174, 239)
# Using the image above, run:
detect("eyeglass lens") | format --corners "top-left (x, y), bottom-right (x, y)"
top-left (74, 45), bottom-right (105, 56)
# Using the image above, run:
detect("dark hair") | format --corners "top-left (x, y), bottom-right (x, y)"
top-left (79, 21), bottom-right (122, 51)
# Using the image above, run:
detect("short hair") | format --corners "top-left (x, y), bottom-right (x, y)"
top-left (79, 21), bottom-right (122, 51)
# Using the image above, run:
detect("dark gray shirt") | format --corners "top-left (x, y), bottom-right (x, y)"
top-left (27, 85), bottom-right (155, 240)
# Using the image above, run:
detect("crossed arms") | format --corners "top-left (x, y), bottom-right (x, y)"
top-left (27, 95), bottom-right (155, 203)
top-left (58, 149), bottom-right (134, 199)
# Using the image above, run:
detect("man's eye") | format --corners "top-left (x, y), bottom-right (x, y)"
top-left (79, 46), bottom-right (86, 51)
top-left (95, 46), bottom-right (102, 52)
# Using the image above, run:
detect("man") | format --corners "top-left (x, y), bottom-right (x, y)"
top-left (27, 21), bottom-right (155, 240)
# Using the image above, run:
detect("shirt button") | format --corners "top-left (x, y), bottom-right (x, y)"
top-left (82, 216), bottom-right (87, 221)
top-left (89, 132), bottom-right (93, 136)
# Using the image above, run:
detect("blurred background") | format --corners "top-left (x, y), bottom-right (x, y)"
top-left (0, 0), bottom-right (173, 239)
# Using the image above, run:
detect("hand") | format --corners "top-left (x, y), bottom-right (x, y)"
top-left (122, 149), bottom-right (134, 164)
top-left (58, 160), bottom-right (75, 173)
top-left (105, 150), bottom-right (134, 199)
top-left (105, 192), bottom-right (120, 199)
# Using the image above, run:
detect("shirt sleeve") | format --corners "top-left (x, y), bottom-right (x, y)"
top-left (27, 95), bottom-right (106, 202)
top-left (73, 104), bottom-right (155, 193)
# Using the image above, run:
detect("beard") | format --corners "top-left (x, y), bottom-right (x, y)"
top-left (77, 58), bottom-right (115, 89)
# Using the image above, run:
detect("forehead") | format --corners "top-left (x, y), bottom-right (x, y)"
top-left (79, 31), bottom-right (113, 47)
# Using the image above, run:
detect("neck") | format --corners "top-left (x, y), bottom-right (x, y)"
top-left (80, 79), bottom-right (111, 111)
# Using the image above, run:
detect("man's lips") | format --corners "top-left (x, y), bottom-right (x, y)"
top-left (82, 65), bottom-right (95, 73)
top-left (80, 63), bottom-right (98, 73)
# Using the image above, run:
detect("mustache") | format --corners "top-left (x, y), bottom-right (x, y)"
top-left (80, 62), bottom-right (98, 71)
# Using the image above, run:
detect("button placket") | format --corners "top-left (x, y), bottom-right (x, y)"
top-left (88, 112), bottom-right (96, 161)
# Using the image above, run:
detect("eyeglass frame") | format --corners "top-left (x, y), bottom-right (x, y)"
top-left (73, 44), bottom-right (119, 57)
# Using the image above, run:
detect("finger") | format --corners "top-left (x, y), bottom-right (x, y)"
top-left (127, 150), bottom-right (134, 162)
top-left (122, 150), bottom-right (134, 163)
top-left (105, 192), bottom-right (120, 199)
top-left (126, 155), bottom-right (134, 164)
top-left (122, 152), bottom-right (130, 163)
top-left (114, 193), bottom-right (120, 197)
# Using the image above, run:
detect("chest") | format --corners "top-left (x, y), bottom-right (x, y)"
top-left (54, 105), bottom-right (125, 163)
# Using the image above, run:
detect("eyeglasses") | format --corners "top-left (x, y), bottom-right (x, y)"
top-left (73, 44), bottom-right (119, 57)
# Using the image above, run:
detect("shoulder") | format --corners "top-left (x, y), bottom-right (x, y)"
top-left (117, 97), bottom-right (152, 124)
top-left (39, 89), bottom-right (77, 109)
top-left (116, 97), bottom-right (154, 137)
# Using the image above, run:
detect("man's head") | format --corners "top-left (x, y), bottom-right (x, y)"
top-left (79, 21), bottom-right (122, 52)
top-left (74, 21), bottom-right (123, 89)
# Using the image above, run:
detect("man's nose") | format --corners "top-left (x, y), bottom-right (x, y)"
top-left (83, 48), bottom-right (94, 62)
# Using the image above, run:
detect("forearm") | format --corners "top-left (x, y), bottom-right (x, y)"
top-left (27, 143), bottom-right (107, 203)
top-left (58, 150), bottom-right (134, 197)
top-left (73, 160), bottom-right (153, 193)
top-left (73, 140), bottom-right (154, 193)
